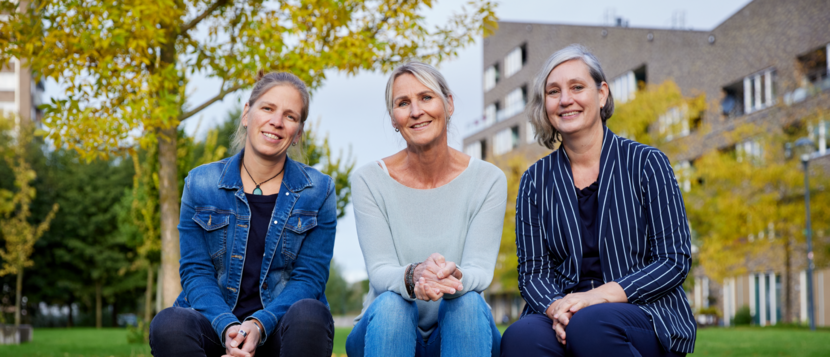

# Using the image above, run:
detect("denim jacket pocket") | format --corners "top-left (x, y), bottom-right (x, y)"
top-left (282, 210), bottom-right (318, 259)
top-left (193, 209), bottom-right (231, 272)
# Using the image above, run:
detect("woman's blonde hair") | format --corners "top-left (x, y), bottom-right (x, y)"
top-left (231, 71), bottom-right (311, 153)
top-left (384, 62), bottom-right (453, 124)
top-left (527, 44), bottom-right (614, 149)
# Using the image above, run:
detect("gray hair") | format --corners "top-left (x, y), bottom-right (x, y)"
top-left (384, 62), bottom-right (453, 123)
top-left (527, 44), bottom-right (614, 149)
top-left (231, 71), bottom-right (311, 153)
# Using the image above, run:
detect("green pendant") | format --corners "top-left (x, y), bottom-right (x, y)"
top-left (253, 186), bottom-right (263, 195)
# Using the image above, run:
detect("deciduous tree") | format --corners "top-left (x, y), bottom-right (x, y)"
top-left (0, 0), bottom-right (497, 306)
top-left (0, 118), bottom-right (59, 328)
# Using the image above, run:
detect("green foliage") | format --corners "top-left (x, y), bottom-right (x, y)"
top-left (491, 152), bottom-right (542, 293)
top-left (684, 116), bottom-right (830, 282)
top-left (324, 259), bottom-right (366, 316)
top-left (733, 305), bottom-right (753, 326)
top-left (126, 318), bottom-right (150, 344)
top-left (0, 0), bottom-right (498, 159)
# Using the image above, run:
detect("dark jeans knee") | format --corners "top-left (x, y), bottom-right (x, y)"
top-left (150, 307), bottom-right (201, 343)
top-left (282, 299), bottom-right (333, 331)
top-left (277, 299), bottom-right (334, 357)
top-left (150, 307), bottom-right (221, 356)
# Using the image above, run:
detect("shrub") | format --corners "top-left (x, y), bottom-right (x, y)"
top-left (733, 305), bottom-right (753, 326)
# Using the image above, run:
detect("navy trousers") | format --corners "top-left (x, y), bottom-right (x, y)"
top-left (501, 303), bottom-right (686, 357)
top-left (149, 299), bottom-right (334, 357)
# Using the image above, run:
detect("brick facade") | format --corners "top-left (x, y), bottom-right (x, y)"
top-left (469, 0), bottom-right (830, 326)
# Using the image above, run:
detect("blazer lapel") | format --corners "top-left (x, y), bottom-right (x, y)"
top-left (596, 127), bottom-right (620, 281)
top-left (553, 148), bottom-right (583, 283)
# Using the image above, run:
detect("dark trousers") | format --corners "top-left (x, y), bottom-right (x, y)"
top-left (501, 303), bottom-right (686, 357)
top-left (149, 299), bottom-right (334, 357)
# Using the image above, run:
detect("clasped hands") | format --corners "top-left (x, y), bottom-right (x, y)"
top-left (222, 320), bottom-right (262, 357)
top-left (412, 252), bottom-right (463, 301)
top-left (545, 282), bottom-right (627, 345)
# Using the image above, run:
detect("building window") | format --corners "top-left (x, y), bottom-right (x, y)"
top-left (722, 69), bottom-right (775, 118)
top-left (484, 64), bottom-right (500, 92)
top-left (526, 120), bottom-right (536, 144)
top-left (797, 44), bottom-right (829, 87)
top-left (465, 139), bottom-right (486, 161)
top-left (736, 140), bottom-right (763, 164)
top-left (786, 44), bottom-right (830, 104)
top-left (744, 69), bottom-right (775, 114)
top-left (808, 120), bottom-right (829, 156)
top-left (659, 106), bottom-right (690, 142)
top-left (504, 44), bottom-right (526, 78)
top-left (610, 65), bottom-right (646, 104)
top-left (499, 86), bottom-right (526, 121)
top-left (484, 102), bottom-right (499, 126)
top-left (493, 126), bottom-right (519, 156)
top-left (673, 160), bottom-right (692, 192)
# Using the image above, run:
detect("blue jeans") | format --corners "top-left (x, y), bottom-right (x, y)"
top-left (346, 291), bottom-right (500, 357)
top-left (501, 303), bottom-right (686, 357)
top-left (149, 299), bottom-right (334, 357)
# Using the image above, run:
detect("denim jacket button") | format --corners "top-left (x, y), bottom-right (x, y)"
top-left (262, 282), bottom-right (268, 290)
top-left (273, 220), bottom-right (278, 224)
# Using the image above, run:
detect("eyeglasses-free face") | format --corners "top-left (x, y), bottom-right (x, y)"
top-left (242, 84), bottom-right (304, 160)
top-left (391, 73), bottom-right (454, 149)
top-left (544, 59), bottom-right (608, 139)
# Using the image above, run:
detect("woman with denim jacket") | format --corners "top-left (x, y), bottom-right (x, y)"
top-left (150, 72), bottom-right (337, 357)
top-left (345, 62), bottom-right (507, 357)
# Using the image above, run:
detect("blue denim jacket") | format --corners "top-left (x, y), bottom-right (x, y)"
top-left (174, 149), bottom-right (336, 342)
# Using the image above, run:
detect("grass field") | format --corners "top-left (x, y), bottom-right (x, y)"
top-left (1, 326), bottom-right (829, 356)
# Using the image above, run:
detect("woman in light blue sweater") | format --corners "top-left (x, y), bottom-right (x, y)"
top-left (345, 62), bottom-right (507, 357)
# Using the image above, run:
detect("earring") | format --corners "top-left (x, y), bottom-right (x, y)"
top-left (292, 142), bottom-right (297, 146)
top-left (395, 127), bottom-right (400, 132)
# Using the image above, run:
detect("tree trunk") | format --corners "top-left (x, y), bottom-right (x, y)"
top-left (14, 269), bottom-right (22, 327)
top-left (159, 126), bottom-right (182, 308)
top-left (783, 235), bottom-right (792, 323)
top-left (67, 302), bottom-right (73, 328)
top-left (95, 281), bottom-right (102, 329)
top-left (145, 263), bottom-right (155, 322)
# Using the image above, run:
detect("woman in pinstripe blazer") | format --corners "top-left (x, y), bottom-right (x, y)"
top-left (501, 44), bottom-right (695, 356)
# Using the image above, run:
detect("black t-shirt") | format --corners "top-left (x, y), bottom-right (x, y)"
top-left (232, 192), bottom-right (278, 320)
top-left (574, 180), bottom-right (604, 293)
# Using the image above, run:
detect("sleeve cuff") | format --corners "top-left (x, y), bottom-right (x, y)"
top-left (250, 309), bottom-right (279, 343)
top-left (244, 316), bottom-right (267, 346)
top-left (211, 313), bottom-right (240, 343)
top-left (220, 321), bottom-right (240, 345)
top-left (614, 276), bottom-right (639, 303)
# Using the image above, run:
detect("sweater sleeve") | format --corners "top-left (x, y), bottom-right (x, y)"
top-left (444, 167), bottom-right (507, 299)
top-left (351, 168), bottom-right (413, 301)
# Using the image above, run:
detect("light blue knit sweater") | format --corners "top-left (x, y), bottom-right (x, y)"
top-left (351, 158), bottom-right (507, 337)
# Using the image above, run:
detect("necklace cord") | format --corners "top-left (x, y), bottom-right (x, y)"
top-left (242, 156), bottom-right (287, 192)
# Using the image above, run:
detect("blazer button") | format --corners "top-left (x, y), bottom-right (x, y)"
top-left (262, 282), bottom-right (268, 290)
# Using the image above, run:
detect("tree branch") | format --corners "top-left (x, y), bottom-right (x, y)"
top-left (179, 83), bottom-right (244, 122)
top-left (180, 0), bottom-right (230, 33)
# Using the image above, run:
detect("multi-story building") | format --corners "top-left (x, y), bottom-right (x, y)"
top-left (467, 0), bottom-right (830, 326)
top-left (0, 58), bottom-right (43, 126)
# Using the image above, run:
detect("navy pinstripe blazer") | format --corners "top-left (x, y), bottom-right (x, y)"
top-left (516, 127), bottom-right (696, 353)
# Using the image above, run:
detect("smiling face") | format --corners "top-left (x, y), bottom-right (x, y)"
top-left (544, 59), bottom-right (609, 138)
top-left (391, 73), bottom-right (454, 149)
top-left (242, 84), bottom-right (304, 159)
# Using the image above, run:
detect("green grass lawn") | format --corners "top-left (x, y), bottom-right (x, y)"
top-left (1, 326), bottom-right (829, 356)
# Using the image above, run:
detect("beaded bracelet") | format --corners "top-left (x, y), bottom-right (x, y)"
top-left (405, 262), bottom-right (421, 299)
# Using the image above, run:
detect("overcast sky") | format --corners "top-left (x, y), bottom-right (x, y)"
top-left (45, 0), bottom-right (753, 282)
